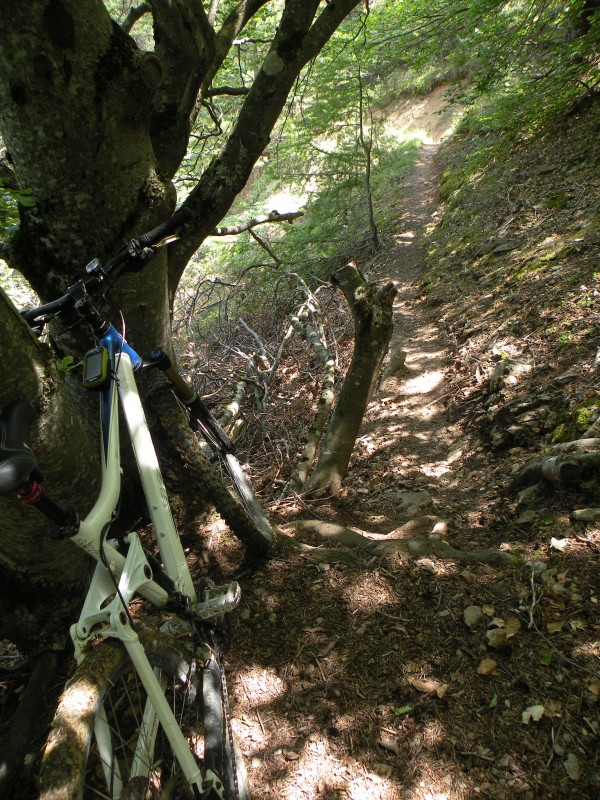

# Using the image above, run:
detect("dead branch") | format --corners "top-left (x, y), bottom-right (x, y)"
top-left (210, 210), bottom-right (303, 237)
top-left (305, 264), bottom-right (397, 496)
top-left (250, 228), bottom-right (282, 265)
top-left (505, 447), bottom-right (600, 495)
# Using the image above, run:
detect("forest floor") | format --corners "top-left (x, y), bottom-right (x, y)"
top-left (207, 90), bottom-right (600, 799)
top-left (2, 90), bottom-right (599, 800)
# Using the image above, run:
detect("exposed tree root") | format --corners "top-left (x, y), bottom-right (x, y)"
top-left (278, 516), bottom-right (514, 567)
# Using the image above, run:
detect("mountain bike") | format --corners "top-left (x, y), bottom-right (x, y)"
top-left (0, 208), bottom-right (271, 798)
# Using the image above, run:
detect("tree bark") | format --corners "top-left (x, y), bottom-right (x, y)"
top-left (0, 0), bottom-right (362, 652)
top-left (505, 449), bottom-right (600, 495)
top-left (0, 291), bottom-right (97, 653)
top-left (306, 264), bottom-right (397, 496)
top-left (286, 302), bottom-right (336, 493)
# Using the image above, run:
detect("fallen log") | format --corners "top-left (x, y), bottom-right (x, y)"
top-left (506, 450), bottom-right (600, 495)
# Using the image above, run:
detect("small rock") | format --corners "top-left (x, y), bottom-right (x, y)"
top-left (527, 559), bottom-right (548, 575)
top-left (464, 605), bottom-right (483, 629)
top-left (517, 485), bottom-right (540, 505)
top-left (517, 510), bottom-right (539, 524)
top-left (394, 490), bottom-right (432, 515)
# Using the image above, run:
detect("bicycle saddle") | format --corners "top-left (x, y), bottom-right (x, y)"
top-left (0, 400), bottom-right (39, 494)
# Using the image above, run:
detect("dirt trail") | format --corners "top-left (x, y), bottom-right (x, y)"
top-left (225, 93), bottom-right (600, 798)
top-left (349, 118), bottom-right (479, 544)
top-left (365, 142), bottom-right (460, 495)
top-left (227, 111), bottom-right (499, 800)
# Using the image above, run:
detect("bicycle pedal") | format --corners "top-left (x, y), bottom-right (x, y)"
top-left (193, 581), bottom-right (241, 619)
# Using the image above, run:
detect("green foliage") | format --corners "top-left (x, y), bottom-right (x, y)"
top-left (171, 0), bottom-right (600, 343)
top-left (176, 2), bottom-right (434, 334)
top-left (0, 181), bottom-right (34, 234)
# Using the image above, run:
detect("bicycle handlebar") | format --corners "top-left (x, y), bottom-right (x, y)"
top-left (138, 207), bottom-right (192, 248)
top-left (21, 208), bottom-right (192, 327)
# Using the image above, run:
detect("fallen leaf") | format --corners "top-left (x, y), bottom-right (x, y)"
top-left (505, 617), bottom-right (522, 638)
top-left (477, 657), bottom-right (497, 675)
top-left (436, 683), bottom-right (451, 698)
top-left (550, 537), bottom-right (570, 552)
top-left (416, 558), bottom-right (439, 574)
top-left (547, 620), bottom-right (565, 633)
top-left (543, 699), bottom-right (562, 718)
top-left (482, 604), bottom-right (495, 617)
top-left (587, 679), bottom-right (600, 696)
top-left (569, 619), bottom-right (587, 630)
top-left (409, 676), bottom-right (441, 694)
top-left (522, 704), bottom-right (545, 724)
top-left (372, 763), bottom-right (393, 778)
top-left (486, 628), bottom-right (507, 648)
top-left (464, 605), bottom-right (483, 629)
top-left (553, 739), bottom-right (565, 757)
top-left (563, 753), bottom-right (581, 781)
top-left (377, 737), bottom-right (400, 755)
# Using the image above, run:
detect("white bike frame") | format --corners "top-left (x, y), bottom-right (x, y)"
top-left (68, 348), bottom-right (205, 794)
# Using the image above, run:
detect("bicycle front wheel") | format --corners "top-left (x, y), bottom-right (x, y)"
top-left (39, 630), bottom-right (249, 800)
top-left (218, 453), bottom-right (274, 549)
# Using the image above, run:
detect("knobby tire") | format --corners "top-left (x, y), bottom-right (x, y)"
top-left (215, 453), bottom-right (274, 553)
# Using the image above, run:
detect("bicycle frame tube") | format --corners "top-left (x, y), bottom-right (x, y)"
top-left (117, 353), bottom-right (195, 600)
top-left (70, 324), bottom-right (195, 604)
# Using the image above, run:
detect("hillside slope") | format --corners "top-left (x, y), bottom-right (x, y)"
top-left (222, 97), bottom-right (600, 800)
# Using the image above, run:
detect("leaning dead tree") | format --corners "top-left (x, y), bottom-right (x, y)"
top-left (305, 263), bottom-right (397, 496)
top-left (285, 275), bottom-right (336, 493)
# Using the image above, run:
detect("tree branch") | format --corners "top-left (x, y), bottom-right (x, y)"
top-left (205, 85), bottom-right (250, 97)
top-left (121, 2), bottom-right (151, 33)
top-left (168, 0), bottom-right (362, 293)
top-left (249, 229), bottom-right (281, 265)
top-left (210, 209), bottom-right (303, 236)
top-left (148, 0), bottom-right (216, 176)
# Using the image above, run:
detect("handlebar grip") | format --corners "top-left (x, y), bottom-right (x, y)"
top-left (138, 207), bottom-right (193, 247)
top-left (21, 294), bottom-right (72, 324)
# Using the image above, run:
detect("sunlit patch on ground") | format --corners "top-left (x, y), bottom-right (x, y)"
top-left (400, 369), bottom-right (445, 398)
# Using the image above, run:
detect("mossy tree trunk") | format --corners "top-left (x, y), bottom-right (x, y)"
top-left (0, 0), bottom-right (362, 643)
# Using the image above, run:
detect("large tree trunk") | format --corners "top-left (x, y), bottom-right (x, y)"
top-left (0, 0), bottom-right (362, 642)
top-left (0, 291), bottom-right (98, 653)
top-left (306, 264), bottom-right (397, 497)
top-left (0, 1), bottom-right (362, 787)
